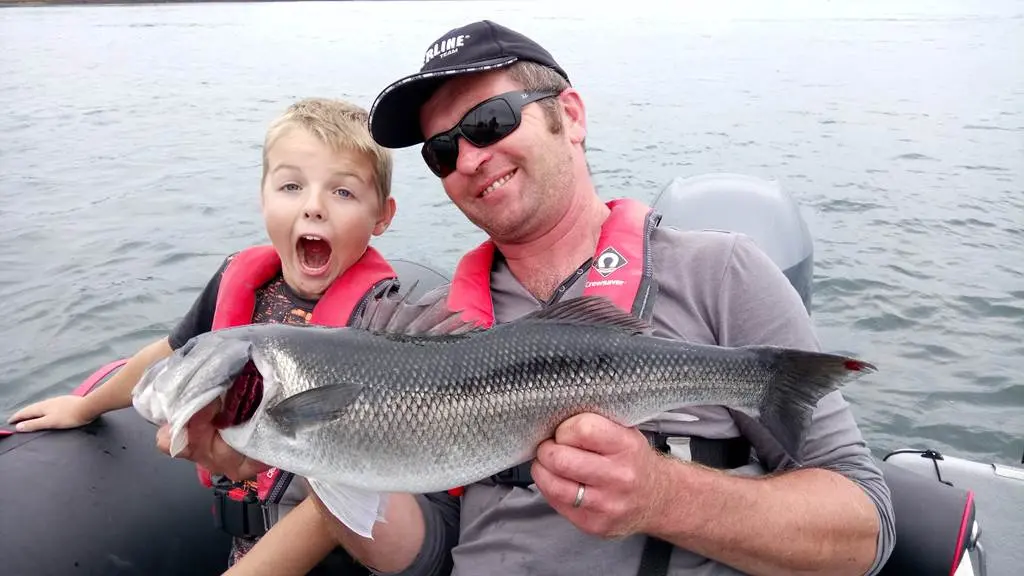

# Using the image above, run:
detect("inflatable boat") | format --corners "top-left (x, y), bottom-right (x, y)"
top-left (1, 174), bottom-right (1020, 576)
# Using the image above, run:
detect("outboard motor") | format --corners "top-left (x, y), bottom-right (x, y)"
top-left (651, 173), bottom-right (814, 313)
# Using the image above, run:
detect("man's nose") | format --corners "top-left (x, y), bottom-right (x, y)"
top-left (455, 139), bottom-right (492, 175)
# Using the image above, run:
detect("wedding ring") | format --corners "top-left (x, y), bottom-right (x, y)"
top-left (572, 483), bottom-right (586, 508)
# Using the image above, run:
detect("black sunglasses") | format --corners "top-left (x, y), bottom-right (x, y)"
top-left (421, 90), bottom-right (559, 178)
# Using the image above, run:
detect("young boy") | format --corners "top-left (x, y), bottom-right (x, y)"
top-left (7, 97), bottom-right (398, 575)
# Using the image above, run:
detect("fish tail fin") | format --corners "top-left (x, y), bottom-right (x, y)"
top-left (307, 477), bottom-right (388, 540)
top-left (752, 347), bottom-right (876, 463)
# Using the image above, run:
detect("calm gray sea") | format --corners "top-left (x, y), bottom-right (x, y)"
top-left (1, 0), bottom-right (1021, 464)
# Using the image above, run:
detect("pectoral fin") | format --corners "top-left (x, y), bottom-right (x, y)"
top-left (307, 477), bottom-right (389, 540)
top-left (267, 383), bottom-right (363, 436)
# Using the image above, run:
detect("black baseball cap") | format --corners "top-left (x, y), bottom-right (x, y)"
top-left (368, 20), bottom-right (570, 149)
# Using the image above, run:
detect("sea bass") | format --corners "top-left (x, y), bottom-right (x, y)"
top-left (132, 294), bottom-right (875, 538)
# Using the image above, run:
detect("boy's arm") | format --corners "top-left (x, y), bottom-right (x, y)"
top-left (223, 496), bottom-right (339, 576)
top-left (8, 337), bottom-right (172, 431)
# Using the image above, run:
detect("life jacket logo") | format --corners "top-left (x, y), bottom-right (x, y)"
top-left (424, 34), bottom-right (470, 65)
top-left (594, 246), bottom-right (628, 277)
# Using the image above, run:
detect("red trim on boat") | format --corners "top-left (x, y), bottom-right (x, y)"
top-left (949, 489), bottom-right (975, 576)
top-left (72, 359), bottom-right (128, 396)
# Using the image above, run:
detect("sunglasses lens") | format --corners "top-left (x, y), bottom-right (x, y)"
top-left (421, 93), bottom-right (536, 178)
top-left (423, 135), bottom-right (459, 178)
top-left (461, 99), bottom-right (517, 147)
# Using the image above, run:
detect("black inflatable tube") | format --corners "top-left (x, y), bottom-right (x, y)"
top-left (877, 459), bottom-right (975, 576)
top-left (0, 408), bottom-right (233, 576)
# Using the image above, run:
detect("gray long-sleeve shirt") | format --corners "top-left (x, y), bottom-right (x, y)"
top-left (382, 227), bottom-right (895, 576)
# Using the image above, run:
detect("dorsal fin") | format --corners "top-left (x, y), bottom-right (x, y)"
top-left (356, 283), bottom-right (484, 338)
top-left (517, 295), bottom-right (651, 335)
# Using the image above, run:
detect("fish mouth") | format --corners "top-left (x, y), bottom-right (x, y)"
top-left (212, 359), bottom-right (264, 429)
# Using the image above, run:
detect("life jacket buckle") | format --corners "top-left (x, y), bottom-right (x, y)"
top-left (211, 484), bottom-right (269, 539)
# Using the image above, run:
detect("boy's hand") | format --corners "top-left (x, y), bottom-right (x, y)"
top-left (155, 399), bottom-right (269, 481)
top-left (7, 395), bottom-right (98, 432)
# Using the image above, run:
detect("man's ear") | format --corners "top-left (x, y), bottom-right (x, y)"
top-left (374, 196), bottom-right (397, 236)
top-left (558, 88), bottom-right (587, 146)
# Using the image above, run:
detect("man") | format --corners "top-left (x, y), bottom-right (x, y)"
top-left (162, 20), bottom-right (895, 576)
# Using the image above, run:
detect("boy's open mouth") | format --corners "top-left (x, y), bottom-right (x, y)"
top-left (297, 234), bottom-right (332, 275)
top-left (213, 360), bottom-right (263, 429)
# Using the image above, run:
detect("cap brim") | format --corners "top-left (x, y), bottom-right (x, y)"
top-left (369, 56), bottom-right (519, 149)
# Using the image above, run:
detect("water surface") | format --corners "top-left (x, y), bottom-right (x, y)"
top-left (1, 0), bottom-right (1022, 464)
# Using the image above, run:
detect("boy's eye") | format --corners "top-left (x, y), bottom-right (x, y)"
top-left (335, 188), bottom-right (353, 198)
top-left (280, 183), bottom-right (301, 192)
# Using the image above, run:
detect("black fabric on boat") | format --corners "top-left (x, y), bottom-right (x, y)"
top-left (877, 458), bottom-right (975, 576)
top-left (0, 407), bottom-right (232, 576)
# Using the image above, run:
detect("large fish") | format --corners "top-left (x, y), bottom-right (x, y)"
top-left (132, 293), bottom-right (875, 539)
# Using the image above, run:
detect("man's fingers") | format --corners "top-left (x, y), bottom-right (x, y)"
top-left (210, 436), bottom-right (269, 480)
top-left (554, 413), bottom-right (637, 455)
top-left (155, 424), bottom-right (171, 454)
top-left (535, 439), bottom-right (624, 486)
top-left (153, 402), bottom-right (268, 481)
top-left (192, 399), bottom-right (222, 424)
top-left (231, 456), bottom-right (270, 482)
top-left (531, 458), bottom-right (587, 510)
top-left (155, 399), bottom-right (221, 458)
top-left (155, 424), bottom-right (190, 458)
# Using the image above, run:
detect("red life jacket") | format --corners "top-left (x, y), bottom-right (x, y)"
top-left (195, 244), bottom-right (396, 502)
top-left (444, 198), bottom-right (660, 496)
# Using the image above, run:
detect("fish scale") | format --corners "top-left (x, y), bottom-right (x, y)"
top-left (132, 294), bottom-right (875, 539)
top-left (272, 323), bottom-right (760, 489)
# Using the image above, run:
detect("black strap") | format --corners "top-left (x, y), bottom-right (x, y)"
top-left (637, 535), bottom-right (674, 576)
top-left (630, 432), bottom-right (679, 573)
top-left (688, 436), bottom-right (752, 469)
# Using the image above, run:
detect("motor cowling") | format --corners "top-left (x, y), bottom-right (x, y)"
top-left (651, 173), bottom-right (814, 314)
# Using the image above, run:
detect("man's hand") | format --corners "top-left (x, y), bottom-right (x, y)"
top-left (155, 398), bottom-right (269, 481)
top-left (531, 413), bottom-right (668, 538)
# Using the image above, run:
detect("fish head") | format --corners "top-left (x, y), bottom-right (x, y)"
top-left (214, 325), bottom-right (368, 477)
top-left (132, 327), bottom-right (259, 457)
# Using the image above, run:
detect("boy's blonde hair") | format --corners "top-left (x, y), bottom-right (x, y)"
top-left (262, 98), bottom-right (393, 207)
